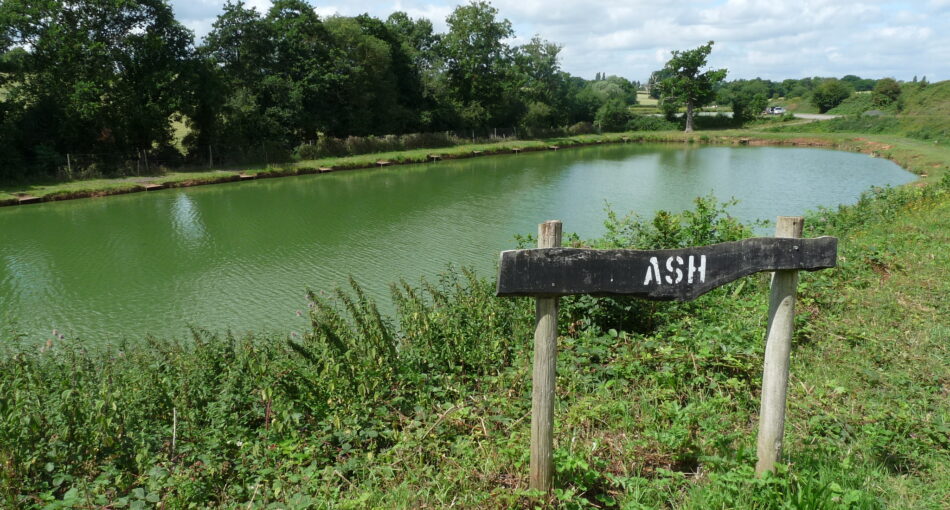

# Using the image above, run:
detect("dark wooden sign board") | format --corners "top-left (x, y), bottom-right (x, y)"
top-left (496, 218), bottom-right (837, 492)
top-left (497, 237), bottom-right (837, 300)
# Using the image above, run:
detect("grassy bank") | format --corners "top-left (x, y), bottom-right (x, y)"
top-left (2, 127), bottom-right (945, 208)
top-left (2, 165), bottom-right (948, 507)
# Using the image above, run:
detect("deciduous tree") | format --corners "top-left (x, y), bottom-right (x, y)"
top-left (811, 78), bottom-right (852, 113)
top-left (656, 41), bottom-right (727, 132)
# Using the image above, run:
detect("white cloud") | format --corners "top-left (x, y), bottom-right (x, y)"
top-left (168, 0), bottom-right (948, 82)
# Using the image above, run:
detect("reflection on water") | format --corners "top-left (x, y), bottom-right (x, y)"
top-left (171, 194), bottom-right (208, 249)
top-left (0, 144), bottom-right (915, 342)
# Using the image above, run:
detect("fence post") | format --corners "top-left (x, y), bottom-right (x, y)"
top-left (755, 216), bottom-right (804, 475)
top-left (530, 220), bottom-right (562, 493)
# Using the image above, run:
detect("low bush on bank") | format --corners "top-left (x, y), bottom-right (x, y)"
top-left (294, 132), bottom-right (461, 161)
top-left (2, 179), bottom-right (948, 507)
top-left (625, 115), bottom-right (678, 132)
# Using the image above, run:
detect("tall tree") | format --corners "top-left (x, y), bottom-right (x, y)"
top-left (0, 0), bottom-right (194, 174)
top-left (440, 1), bottom-right (515, 128)
top-left (656, 41), bottom-right (727, 132)
top-left (324, 16), bottom-right (399, 136)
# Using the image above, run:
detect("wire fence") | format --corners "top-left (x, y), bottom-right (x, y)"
top-left (0, 127), bottom-right (541, 182)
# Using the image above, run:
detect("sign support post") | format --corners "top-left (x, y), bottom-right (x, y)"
top-left (755, 216), bottom-right (804, 475)
top-left (530, 220), bottom-right (561, 493)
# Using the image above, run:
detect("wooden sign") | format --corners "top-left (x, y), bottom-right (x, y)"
top-left (497, 237), bottom-right (837, 301)
top-left (497, 218), bottom-right (838, 493)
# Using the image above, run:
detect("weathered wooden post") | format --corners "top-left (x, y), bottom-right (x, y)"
top-left (531, 220), bottom-right (561, 493)
top-left (755, 216), bottom-right (804, 475)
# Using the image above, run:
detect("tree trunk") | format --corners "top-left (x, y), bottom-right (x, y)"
top-left (685, 100), bottom-right (695, 133)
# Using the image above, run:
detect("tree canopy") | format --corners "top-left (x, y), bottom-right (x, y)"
top-left (811, 79), bottom-right (853, 113)
top-left (655, 41), bottom-right (727, 132)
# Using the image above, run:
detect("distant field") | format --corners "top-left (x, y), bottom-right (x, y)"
top-left (636, 91), bottom-right (658, 106)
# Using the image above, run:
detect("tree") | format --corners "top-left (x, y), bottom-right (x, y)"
top-left (811, 79), bottom-right (852, 113)
top-left (871, 78), bottom-right (901, 107)
top-left (325, 16), bottom-right (400, 136)
top-left (647, 68), bottom-right (673, 99)
top-left (594, 99), bottom-right (631, 132)
top-left (0, 0), bottom-right (195, 176)
top-left (440, 1), bottom-right (515, 128)
top-left (841, 74), bottom-right (875, 92)
top-left (722, 79), bottom-right (769, 122)
top-left (655, 41), bottom-right (727, 132)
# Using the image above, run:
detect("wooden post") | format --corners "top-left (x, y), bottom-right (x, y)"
top-left (755, 216), bottom-right (804, 475)
top-left (530, 220), bottom-right (562, 493)
top-left (66, 153), bottom-right (72, 176)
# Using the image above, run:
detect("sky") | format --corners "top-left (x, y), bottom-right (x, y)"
top-left (169, 0), bottom-right (950, 83)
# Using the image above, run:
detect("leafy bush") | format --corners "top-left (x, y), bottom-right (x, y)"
top-left (811, 79), bottom-right (853, 113)
top-left (626, 115), bottom-right (677, 131)
top-left (568, 121), bottom-right (596, 135)
top-left (594, 99), bottom-right (633, 132)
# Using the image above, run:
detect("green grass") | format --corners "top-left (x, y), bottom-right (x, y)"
top-left (826, 92), bottom-right (879, 115)
top-left (775, 97), bottom-right (820, 114)
top-left (637, 91), bottom-right (658, 106)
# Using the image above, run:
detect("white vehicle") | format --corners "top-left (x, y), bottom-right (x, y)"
top-left (767, 106), bottom-right (786, 115)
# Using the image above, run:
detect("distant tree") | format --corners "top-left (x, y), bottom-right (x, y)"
top-left (811, 78), bottom-right (852, 113)
top-left (0, 0), bottom-right (194, 175)
top-left (655, 41), bottom-right (727, 132)
top-left (871, 78), bottom-right (901, 107)
top-left (724, 80), bottom-right (769, 121)
top-left (325, 16), bottom-right (401, 136)
top-left (841, 74), bottom-right (875, 92)
top-left (594, 99), bottom-right (631, 132)
top-left (514, 36), bottom-right (562, 105)
top-left (647, 68), bottom-right (673, 99)
top-left (440, 1), bottom-right (516, 128)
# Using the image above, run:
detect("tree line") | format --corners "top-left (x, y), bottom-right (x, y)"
top-left (0, 0), bottom-right (913, 182)
top-left (0, 0), bottom-right (639, 181)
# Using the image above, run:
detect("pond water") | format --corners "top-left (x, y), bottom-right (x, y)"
top-left (0, 144), bottom-right (915, 342)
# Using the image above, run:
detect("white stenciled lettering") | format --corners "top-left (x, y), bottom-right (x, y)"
top-left (664, 256), bottom-right (686, 284)
top-left (643, 256), bottom-right (662, 285)
top-left (687, 255), bottom-right (707, 283)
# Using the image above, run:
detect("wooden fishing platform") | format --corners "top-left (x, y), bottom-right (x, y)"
top-left (427, 154), bottom-right (442, 161)
top-left (511, 148), bottom-right (522, 153)
top-left (17, 195), bottom-right (40, 205)
top-left (376, 160), bottom-right (392, 167)
top-left (239, 173), bottom-right (255, 180)
top-left (143, 183), bottom-right (164, 191)
top-left (472, 150), bottom-right (484, 156)
top-left (548, 145), bottom-right (560, 151)
top-left (318, 167), bottom-right (333, 173)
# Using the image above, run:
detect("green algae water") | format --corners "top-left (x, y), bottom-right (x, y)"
top-left (0, 144), bottom-right (915, 342)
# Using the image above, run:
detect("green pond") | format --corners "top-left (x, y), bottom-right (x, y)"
top-left (0, 144), bottom-right (915, 342)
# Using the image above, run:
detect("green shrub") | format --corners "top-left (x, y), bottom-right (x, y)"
top-left (568, 121), bottom-right (596, 135)
top-left (626, 115), bottom-right (677, 131)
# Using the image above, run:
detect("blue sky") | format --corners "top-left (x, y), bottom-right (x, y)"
top-left (170, 0), bottom-right (949, 82)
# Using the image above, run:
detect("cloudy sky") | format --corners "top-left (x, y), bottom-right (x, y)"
top-left (170, 0), bottom-right (949, 83)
